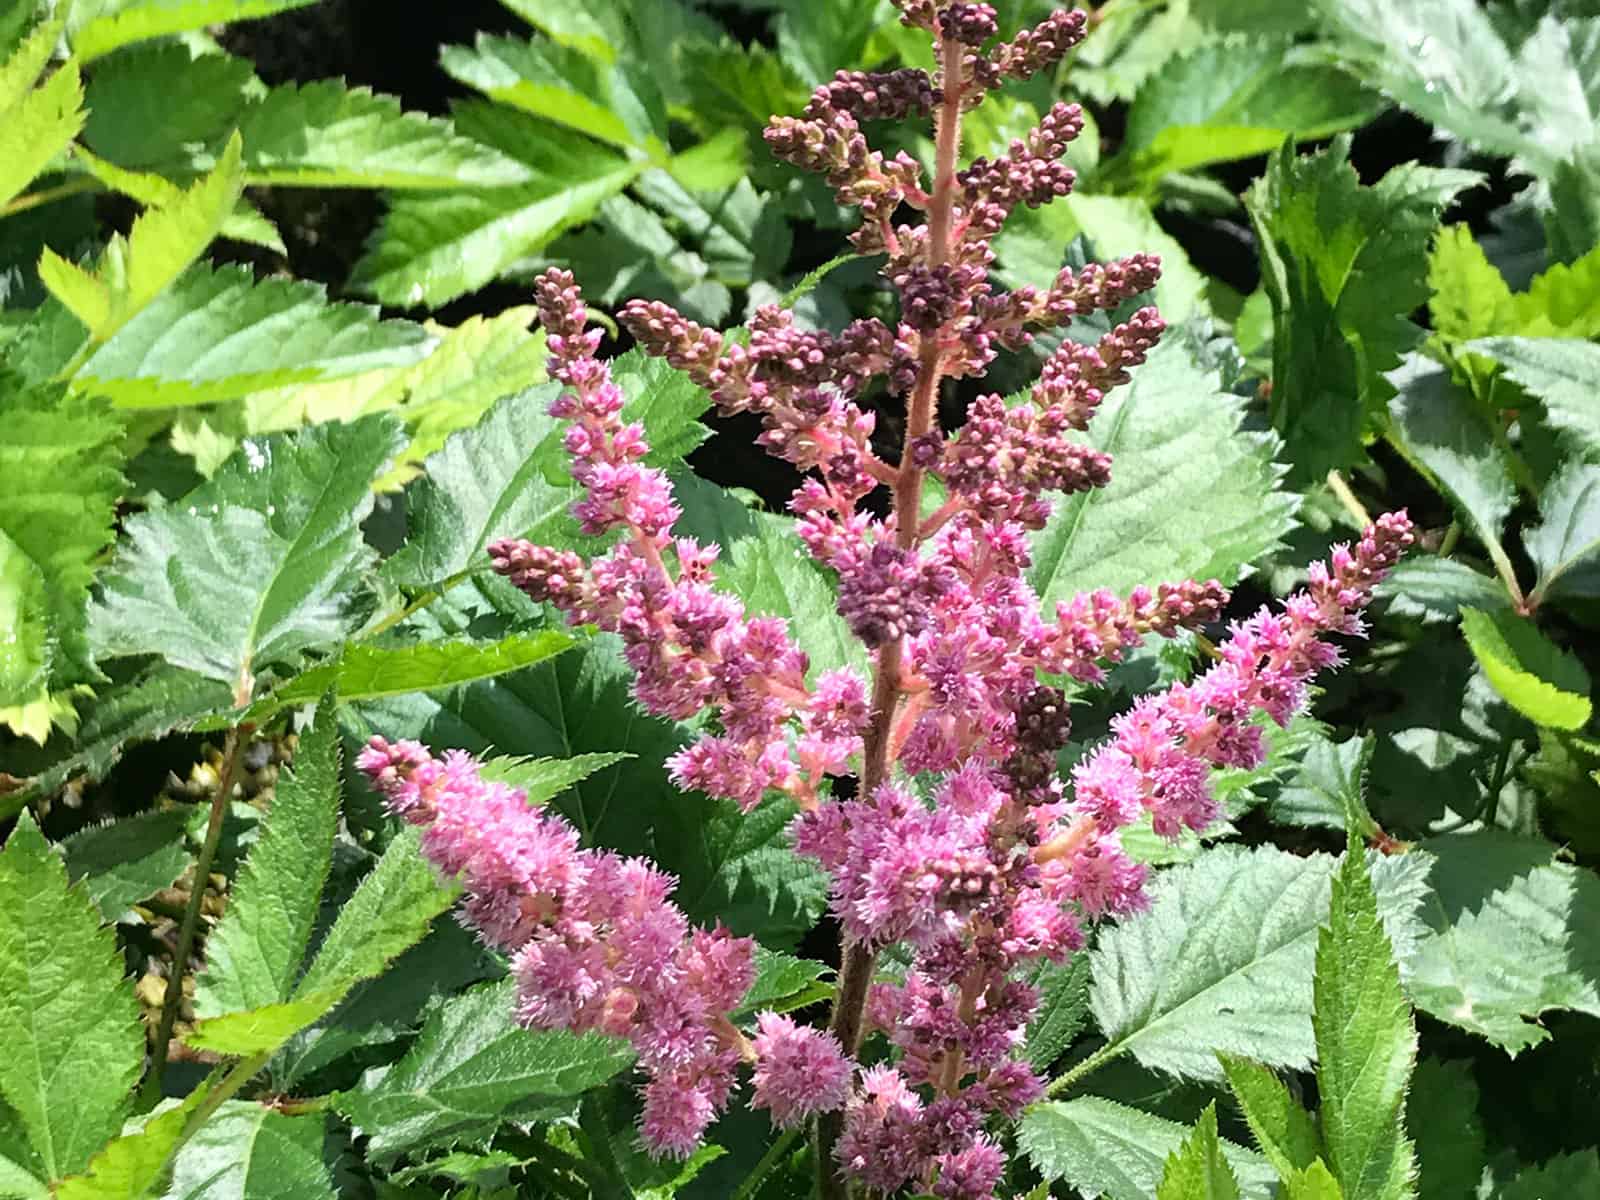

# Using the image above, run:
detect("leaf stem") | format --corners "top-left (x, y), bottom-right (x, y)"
top-left (1043, 1038), bottom-right (1124, 1098)
top-left (0, 175), bottom-right (98, 217)
top-left (1325, 470), bottom-right (1371, 529)
top-left (732, 1125), bottom-right (802, 1200)
top-left (149, 724), bottom-right (251, 1096)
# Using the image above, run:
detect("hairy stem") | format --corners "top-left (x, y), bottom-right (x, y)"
top-left (149, 725), bottom-right (250, 1095)
top-left (815, 28), bottom-right (969, 1200)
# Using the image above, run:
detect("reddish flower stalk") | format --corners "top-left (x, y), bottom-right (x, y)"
top-left (363, 3), bottom-right (1419, 1195)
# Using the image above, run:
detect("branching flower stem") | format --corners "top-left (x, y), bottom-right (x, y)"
top-left (815, 28), bottom-right (970, 1199)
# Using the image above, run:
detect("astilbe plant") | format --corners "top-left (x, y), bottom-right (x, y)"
top-left (358, 3), bottom-right (1416, 1195)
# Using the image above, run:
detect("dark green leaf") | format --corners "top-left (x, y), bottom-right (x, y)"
top-left (1466, 336), bottom-right (1600, 461)
top-left (62, 810), bottom-right (192, 922)
top-left (1524, 460), bottom-right (1600, 604)
top-left (1407, 1058), bottom-right (1486, 1200)
top-left (1026, 955), bottom-right (1091, 1072)
top-left (1269, 734), bottom-right (1378, 836)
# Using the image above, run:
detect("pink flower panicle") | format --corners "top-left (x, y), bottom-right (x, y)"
top-left (352, 0), bottom-right (1428, 1191)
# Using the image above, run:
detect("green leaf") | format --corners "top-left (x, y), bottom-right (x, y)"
top-left (249, 631), bottom-right (578, 721)
top-left (352, 108), bottom-right (642, 307)
top-left (1313, 842), bottom-right (1417, 1200)
top-left (69, 0), bottom-right (317, 62)
top-left (1026, 955), bottom-right (1092, 1072)
top-left (216, 81), bottom-right (533, 188)
top-left (1466, 336), bottom-right (1600, 461)
top-left (0, 1155), bottom-right (46, 1200)
top-left (182, 991), bottom-right (346, 1058)
top-left (337, 979), bottom-right (634, 1159)
top-left (1459, 607), bottom-right (1592, 731)
top-left (1499, 1150), bottom-right (1600, 1200)
top-left (69, 262), bottom-right (433, 408)
top-left (1386, 357), bottom-right (1517, 552)
top-left (0, 57), bottom-right (83, 212)
top-left (0, 813), bottom-right (143, 1179)
top-left (1028, 334), bottom-right (1296, 608)
top-left (1217, 1054), bottom-right (1321, 1180)
top-left (195, 706), bottom-right (341, 1017)
top-left (479, 751), bottom-right (633, 807)
top-left (1375, 557), bottom-right (1510, 625)
top-left (720, 511), bottom-right (867, 680)
top-left (62, 810), bottom-right (192, 922)
top-left (90, 418), bottom-right (403, 699)
top-left (1248, 137), bottom-right (1481, 483)
top-left (80, 44), bottom-right (253, 170)
top-left (72, 149), bottom-right (285, 254)
top-left (1406, 1059), bottom-right (1486, 1200)
top-left (1269, 734), bottom-right (1379, 836)
top-left (1087, 845), bottom-right (1432, 1082)
top-left (0, 378), bottom-right (123, 714)
top-left (1407, 830), bottom-right (1600, 1053)
top-left (610, 347), bottom-right (712, 467)
top-left (994, 196), bottom-right (1208, 323)
top-left (159, 1102), bottom-right (334, 1200)
top-left (1019, 1097), bottom-right (1278, 1200)
top-left (441, 31), bottom-right (665, 155)
top-left (1120, 38), bottom-right (1384, 182)
top-left (383, 383), bottom-right (573, 591)
top-left (1427, 225), bottom-right (1518, 342)
top-left (734, 947), bottom-right (833, 1020)
top-left (1285, 1161), bottom-right (1345, 1200)
top-left (1156, 1104), bottom-right (1241, 1200)
top-left (1525, 460), bottom-right (1600, 604)
top-left (51, 1091), bottom-right (203, 1200)
top-left (39, 134), bottom-right (244, 344)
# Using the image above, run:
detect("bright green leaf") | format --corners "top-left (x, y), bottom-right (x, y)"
top-left (1156, 1104), bottom-right (1241, 1200)
top-left (159, 1102), bottom-right (334, 1200)
top-left (1314, 842), bottom-right (1418, 1200)
top-left (478, 751), bottom-right (633, 808)
top-left (1459, 607), bottom-right (1592, 731)
top-left (0, 813), bottom-right (142, 1179)
top-left (1019, 1097), bottom-right (1277, 1200)
top-left (91, 418), bottom-right (404, 699)
top-left (1217, 1054), bottom-right (1321, 1180)
top-left (195, 706), bottom-right (342, 1017)
top-left (51, 1091), bottom-right (203, 1200)
top-left (337, 979), bottom-right (634, 1159)
top-left (70, 0), bottom-right (317, 62)
top-left (0, 60), bottom-right (83, 211)
top-left (1285, 1161), bottom-right (1345, 1200)
top-left (1028, 334), bottom-right (1296, 607)
top-left (1427, 225), bottom-right (1517, 342)
top-left (1467, 336), bottom-right (1600, 461)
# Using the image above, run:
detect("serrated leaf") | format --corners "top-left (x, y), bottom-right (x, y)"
top-left (69, 0), bottom-right (318, 62)
top-left (40, 133), bottom-right (243, 344)
top-left (1375, 557), bottom-right (1510, 624)
top-left (1525, 460), bottom-right (1600, 604)
top-left (0, 59), bottom-right (83, 211)
top-left (211, 80), bottom-right (532, 188)
top-left (1026, 955), bottom-right (1092, 1072)
top-left (90, 419), bottom-right (402, 698)
top-left (62, 810), bottom-right (192, 922)
top-left (1248, 137), bottom-right (1480, 483)
top-left (1269, 734), bottom-right (1378, 836)
top-left (1499, 1150), bottom-right (1600, 1200)
top-left (1285, 1161), bottom-right (1345, 1200)
top-left (80, 43), bottom-right (253, 170)
top-left (478, 751), bottom-right (632, 808)
top-left (248, 631), bottom-right (578, 721)
top-left (1406, 1059), bottom-right (1486, 1200)
top-left (352, 104), bottom-right (641, 308)
top-left (195, 706), bottom-right (341, 1017)
top-left (338, 979), bottom-right (634, 1159)
top-left (1028, 334), bottom-right (1296, 607)
top-left (183, 990), bottom-right (346, 1057)
top-left (51, 1090), bottom-right (204, 1200)
top-left (734, 948), bottom-right (832, 1021)
top-left (0, 11), bottom-right (63, 113)
top-left (0, 813), bottom-right (143, 1179)
top-left (1087, 845), bottom-right (1432, 1082)
top-left (159, 1102), bottom-right (333, 1200)
top-left (1156, 1104), bottom-right (1241, 1200)
top-left (440, 31), bottom-right (665, 155)
top-left (1120, 38), bottom-right (1383, 182)
top-left (69, 262), bottom-right (433, 408)
top-left (1427, 225), bottom-right (1518, 342)
top-left (0, 1154), bottom-right (46, 1200)
top-left (72, 148), bottom-right (284, 254)
top-left (1387, 357), bottom-right (1517, 551)
top-left (720, 511), bottom-right (867, 680)
top-left (1408, 830), bottom-right (1600, 1052)
top-left (1459, 607), bottom-right (1592, 731)
top-left (1019, 1097), bottom-right (1278, 1200)
top-left (1217, 1054), bottom-right (1321, 1180)
top-left (1314, 843), bottom-right (1417, 1200)
top-left (1466, 336), bottom-right (1600, 461)
top-left (0, 377), bottom-right (123, 715)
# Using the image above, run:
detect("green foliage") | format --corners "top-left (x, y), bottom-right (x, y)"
top-left (338, 979), bottom-right (634, 1159)
top-left (91, 418), bottom-right (403, 699)
top-left (62, 809), bottom-right (192, 921)
top-left (1156, 1104), bottom-right (1242, 1200)
top-left (1218, 1054), bottom-right (1321, 1180)
top-left (1459, 607), bottom-right (1592, 731)
top-left (0, 17), bottom-right (83, 211)
top-left (1028, 334), bottom-right (1297, 608)
top-left (1468, 336), bottom-right (1600, 461)
top-left (1267, 734), bottom-right (1378, 836)
top-left (160, 1101), bottom-right (334, 1200)
top-left (0, 814), bottom-right (143, 1181)
top-left (1248, 137), bottom-right (1481, 484)
top-left (1312, 843), bottom-right (1417, 1200)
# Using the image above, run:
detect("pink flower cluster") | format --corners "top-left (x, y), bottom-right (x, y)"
top-left (360, 2), bottom-right (1422, 1196)
top-left (356, 738), bottom-right (852, 1155)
